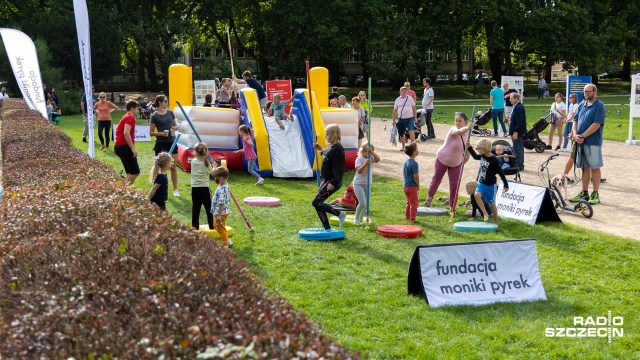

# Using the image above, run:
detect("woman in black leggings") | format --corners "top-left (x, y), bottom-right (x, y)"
top-left (93, 92), bottom-right (119, 151)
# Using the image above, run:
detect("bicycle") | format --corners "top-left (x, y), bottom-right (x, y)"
top-left (538, 153), bottom-right (593, 218)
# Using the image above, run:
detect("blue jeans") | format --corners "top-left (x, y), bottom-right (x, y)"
top-left (246, 158), bottom-right (261, 180)
top-left (562, 122), bottom-right (572, 148)
top-left (537, 88), bottom-right (544, 98)
top-left (491, 108), bottom-right (506, 135)
top-left (512, 136), bottom-right (524, 169)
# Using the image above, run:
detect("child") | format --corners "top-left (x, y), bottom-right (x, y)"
top-left (192, 142), bottom-right (215, 230)
top-left (312, 124), bottom-right (347, 230)
top-left (329, 185), bottom-right (358, 209)
top-left (463, 180), bottom-right (492, 219)
top-left (467, 138), bottom-right (509, 223)
top-left (148, 152), bottom-right (172, 211)
top-left (211, 166), bottom-right (232, 247)
top-left (353, 143), bottom-right (380, 225)
top-left (403, 142), bottom-right (419, 222)
top-left (268, 93), bottom-right (287, 129)
top-left (494, 144), bottom-right (515, 170)
top-left (47, 100), bottom-right (54, 122)
top-left (234, 125), bottom-right (264, 185)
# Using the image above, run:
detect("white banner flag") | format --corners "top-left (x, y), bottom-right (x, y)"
top-left (73, 0), bottom-right (95, 158)
top-left (0, 28), bottom-right (48, 119)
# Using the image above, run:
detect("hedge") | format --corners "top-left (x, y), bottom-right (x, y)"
top-left (0, 99), bottom-right (358, 359)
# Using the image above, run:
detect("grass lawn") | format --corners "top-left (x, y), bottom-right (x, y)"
top-left (57, 113), bottom-right (639, 359)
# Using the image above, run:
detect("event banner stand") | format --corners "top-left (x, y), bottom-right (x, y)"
top-left (408, 239), bottom-right (547, 307)
top-left (495, 182), bottom-right (561, 225)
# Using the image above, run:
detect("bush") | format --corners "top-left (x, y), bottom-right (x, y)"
top-left (0, 98), bottom-right (358, 359)
top-left (58, 88), bottom-right (84, 116)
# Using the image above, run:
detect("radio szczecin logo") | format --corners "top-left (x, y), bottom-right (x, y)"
top-left (546, 311), bottom-right (623, 342)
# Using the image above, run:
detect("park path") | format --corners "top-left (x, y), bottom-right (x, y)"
top-left (367, 118), bottom-right (640, 241)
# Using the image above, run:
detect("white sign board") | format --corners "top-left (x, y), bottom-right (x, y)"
top-left (629, 75), bottom-right (640, 145)
top-left (502, 76), bottom-right (524, 101)
top-left (113, 124), bottom-right (151, 142)
top-left (194, 80), bottom-right (217, 106)
top-left (411, 240), bottom-right (547, 307)
top-left (496, 182), bottom-right (546, 225)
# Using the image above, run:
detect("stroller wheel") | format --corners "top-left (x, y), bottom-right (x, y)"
top-left (420, 133), bottom-right (428, 142)
top-left (534, 142), bottom-right (546, 153)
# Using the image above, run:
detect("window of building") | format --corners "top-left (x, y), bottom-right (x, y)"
top-left (426, 49), bottom-right (434, 62)
top-left (462, 52), bottom-right (470, 61)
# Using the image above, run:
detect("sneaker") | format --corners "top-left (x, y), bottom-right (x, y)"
top-left (503, 133), bottom-right (509, 137)
top-left (279, 125), bottom-right (285, 130)
top-left (173, 189), bottom-right (180, 197)
top-left (353, 220), bottom-right (361, 226)
top-left (492, 133), bottom-right (499, 137)
top-left (588, 192), bottom-right (600, 205)
top-left (256, 177), bottom-right (264, 185)
top-left (555, 146), bottom-right (561, 151)
top-left (82, 137), bottom-right (87, 143)
top-left (400, 147), bottom-right (405, 151)
top-left (546, 145), bottom-right (552, 150)
top-left (558, 147), bottom-right (566, 152)
top-left (566, 177), bottom-right (575, 184)
top-left (338, 212), bottom-right (347, 229)
top-left (569, 190), bottom-right (589, 203)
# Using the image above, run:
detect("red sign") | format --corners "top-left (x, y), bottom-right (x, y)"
top-left (265, 80), bottom-right (292, 113)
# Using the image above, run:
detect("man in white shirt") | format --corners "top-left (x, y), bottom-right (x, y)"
top-left (392, 87), bottom-right (417, 150)
top-left (338, 95), bottom-right (352, 109)
top-left (421, 78), bottom-right (435, 139)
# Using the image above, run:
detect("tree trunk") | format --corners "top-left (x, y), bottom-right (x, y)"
top-left (258, 55), bottom-right (270, 82)
top-left (136, 57), bottom-right (146, 93)
top-left (488, 51), bottom-right (502, 85)
top-left (622, 55), bottom-right (631, 82)
top-left (455, 40), bottom-right (463, 84)
top-left (146, 55), bottom-right (159, 91)
top-left (544, 58), bottom-right (553, 84)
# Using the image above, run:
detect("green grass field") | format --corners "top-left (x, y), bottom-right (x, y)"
top-left (57, 112), bottom-right (639, 359)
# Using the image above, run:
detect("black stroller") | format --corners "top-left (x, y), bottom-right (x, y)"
top-left (402, 109), bottom-right (429, 143)
top-left (523, 114), bottom-right (550, 153)
top-left (471, 108), bottom-right (493, 137)
top-left (492, 140), bottom-right (520, 182)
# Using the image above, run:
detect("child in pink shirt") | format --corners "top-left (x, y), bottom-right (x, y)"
top-left (234, 125), bottom-right (264, 185)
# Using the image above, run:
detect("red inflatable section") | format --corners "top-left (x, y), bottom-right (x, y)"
top-left (376, 225), bottom-right (423, 239)
top-left (176, 144), bottom-right (244, 172)
top-left (344, 149), bottom-right (357, 171)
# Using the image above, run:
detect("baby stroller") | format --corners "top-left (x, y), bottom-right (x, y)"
top-left (523, 114), bottom-right (550, 153)
top-left (403, 109), bottom-right (429, 143)
top-left (492, 140), bottom-right (521, 181)
top-left (471, 108), bottom-right (493, 137)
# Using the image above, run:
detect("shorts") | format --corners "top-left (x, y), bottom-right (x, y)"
top-left (154, 141), bottom-right (179, 155)
top-left (259, 97), bottom-right (268, 108)
top-left (396, 117), bottom-right (415, 135)
top-left (575, 144), bottom-right (603, 169)
top-left (114, 145), bottom-right (140, 175)
top-left (476, 182), bottom-right (496, 205)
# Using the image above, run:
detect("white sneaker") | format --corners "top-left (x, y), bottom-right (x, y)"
top-left (353, 220), bottom-right (361, 226)
top-left (173, 189), bottom-right (180, 197)
top-left (256, 177), bottom-right (264, 185)
top-left (338, 212), bottom-right (347, 229)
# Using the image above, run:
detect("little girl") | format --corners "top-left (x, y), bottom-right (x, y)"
top-left (192, 142), bottom-right (215, 229)
top-left (234, 125), bottom-right (264, 185)
top-left (466, 138), bottom-right (509, 223)
top-left (148, 152), bottom-right (172, 211)
top-left (353, 142), bottom-right (380, 225)
top-left (211, 167), bottom-right (232, 247)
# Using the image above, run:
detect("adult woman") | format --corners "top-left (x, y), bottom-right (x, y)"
top-left (150, 95), bottom-right (180, 197)
top-left (559, 93), bottom-right (578, 152)
top-left (489, 80), bottom-right (507, 137)
top-left (547, 93), bottom-right (567, 151)
top-left (93, 92), bottom-right (119, 151)
top-left (114, 100), bottom-right (140, 185)
top-left (352, 96), bottom-right (366, 146)
top-left (423, 112), bottom-right (474, 213)
top-left (50, 87), bottom-right (60, 106)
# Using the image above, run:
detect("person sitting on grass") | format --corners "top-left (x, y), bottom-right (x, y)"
top-left (328, 185), bottom-right (358, 209)
top-left (466, 138), bottom-right (509, 223)
top-left (462, 181), bottom-right (492, 220)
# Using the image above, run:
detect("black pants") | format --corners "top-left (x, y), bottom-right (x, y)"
top-left (192, 187), bottom-right (214, 229)
top-left (311, 180), bottom-right (342, 230)
top-left (97, 120), bottom-right (112, 147)
top-left (424, 109), bottom-right (435, 137)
